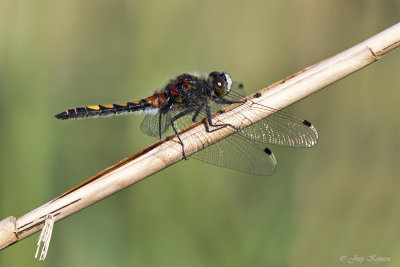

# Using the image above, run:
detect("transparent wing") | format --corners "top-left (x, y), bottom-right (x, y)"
top-left (214, 83), bottom-right (319, 148)
top-left (140, 112), bottom-right (173, 138)
top-left (238, 107), bottom-right (319, 148)
top-left (140, 108), bottom-right (205, 139)
top-left (225, 81), bottom-right (246, 102)
top-left (191, 133), bottom-right (277, 176)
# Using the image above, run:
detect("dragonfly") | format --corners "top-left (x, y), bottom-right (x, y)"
top-left (55, 71), bottom-right (318, 176)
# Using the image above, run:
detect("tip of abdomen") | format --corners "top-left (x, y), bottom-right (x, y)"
top-left (54, 111), bottom-right (69, 120)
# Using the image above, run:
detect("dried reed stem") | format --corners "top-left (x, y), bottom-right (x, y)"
top-left (1, 21), bottom-right (400, 250)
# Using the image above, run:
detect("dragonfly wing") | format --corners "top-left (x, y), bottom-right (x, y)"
top-left (191, 133), bottom-right (277, 176)
top-left (238, 108), bottom-right (319, 148)
top-left (140, 109), bottom-right (201, 139)
top-left (140, 113), bottom-right (172, 139)
top-left (214, 82), bottom-right (318, 148)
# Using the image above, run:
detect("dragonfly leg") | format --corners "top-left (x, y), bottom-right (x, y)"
top-left (191, 107), bottom-right (203, 122)
top-left (205, 103), bottom-right (239, 132)
top-left (170, 107), bottom-right (196, 160)
top-left (212, 97), bottom-right (244, 105)
top-left (158, 113), bottom-right (162, 139)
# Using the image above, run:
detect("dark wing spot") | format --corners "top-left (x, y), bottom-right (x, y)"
top-left (264, 147), bottom-right (272, 155)
top-left (303, 120), bottom-right (312, 127)
top-left (254, 92), bottom-right (261, 98)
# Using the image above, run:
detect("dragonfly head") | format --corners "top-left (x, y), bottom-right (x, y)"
top-left (208, 71), bottom-right (232, 97)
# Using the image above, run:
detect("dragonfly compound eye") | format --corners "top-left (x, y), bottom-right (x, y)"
top-left (208, 71), bottom-right (231, 97)
top-left (213, 76), bottom-right (228, 97)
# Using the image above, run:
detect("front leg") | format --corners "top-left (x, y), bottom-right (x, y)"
top-left (170, 107), bottom-right (197, 160)
top-left (205, 102), bottom-right (239, 132)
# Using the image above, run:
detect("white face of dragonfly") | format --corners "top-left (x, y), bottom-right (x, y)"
top-left (224, 73), bottom-right (233, 92)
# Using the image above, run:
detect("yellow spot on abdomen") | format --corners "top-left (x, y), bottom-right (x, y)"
top-left (117, 102), bottom-right (128, 106)
top-left (87, 105), bottom-right (101, 110)
top-left (102, 104), bottom-right (114, 108)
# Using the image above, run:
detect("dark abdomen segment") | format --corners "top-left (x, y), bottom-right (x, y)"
top-left (55, 100), bottom-right (153, 120)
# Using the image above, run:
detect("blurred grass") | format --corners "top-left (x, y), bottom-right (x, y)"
top-left (1, 0), bottom-right (400, 266)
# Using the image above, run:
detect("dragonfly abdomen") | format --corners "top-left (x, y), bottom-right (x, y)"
top-left (54, 99), bottom-right (158, 120)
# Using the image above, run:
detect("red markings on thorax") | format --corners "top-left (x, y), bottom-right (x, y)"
top-left (167, 84), bottom-right (179, 96)
top-left (167, 74), bottom-right (193, 96)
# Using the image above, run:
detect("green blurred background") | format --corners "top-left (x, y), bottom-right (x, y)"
top-left (1, 0), bottom-right (399, 266)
